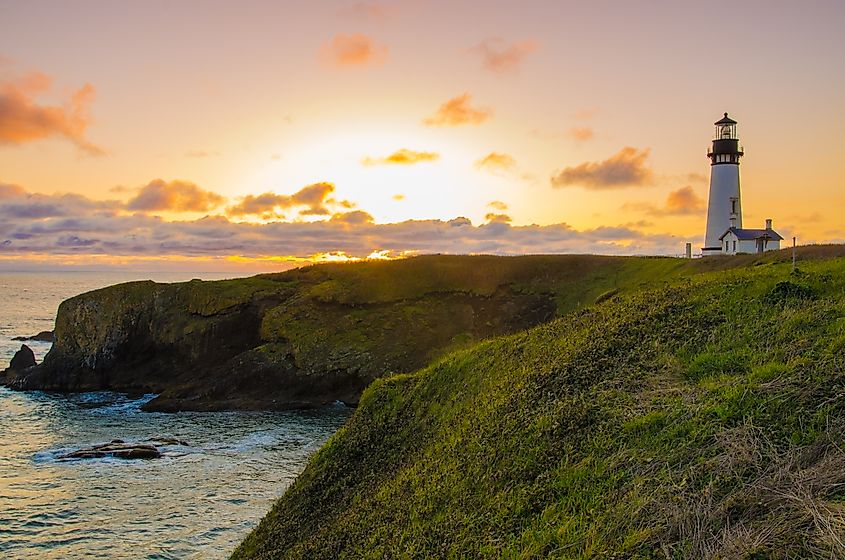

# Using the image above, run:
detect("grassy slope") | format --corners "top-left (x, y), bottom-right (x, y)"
top-left (233, 253), bottom-right (845, 559)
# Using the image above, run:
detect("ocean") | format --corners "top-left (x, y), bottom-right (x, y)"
top-left (0, 271), bottom-right (351, 559)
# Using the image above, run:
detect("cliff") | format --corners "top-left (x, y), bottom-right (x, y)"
top-left (0, 254), bottom-right (674, 411)
top-left (5, 248), bottom-right (843, 413)
top-left (232, 252), bottom-right (845, 559)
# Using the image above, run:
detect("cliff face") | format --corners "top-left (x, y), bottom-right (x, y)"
top-left (4, 277), bottom-right (282, 402)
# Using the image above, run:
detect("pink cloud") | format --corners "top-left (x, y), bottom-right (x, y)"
top-left (127, 179), bottom-right (225, 213)
top-left (423, 93), bottom-right (493, 126)
top-left (470, 38), bottom-right (537, 73)
top-left (321, 34), bottom-right (388, 67)
top-left (0, 71), bottom-right (103, 155)
top-left (551, 147), bottom-right (653, 189)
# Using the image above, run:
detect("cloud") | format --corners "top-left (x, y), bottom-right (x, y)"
top-left (321, 33), bottom-right (388, 67)
top-left (623, 186), bottom-right (705, 217)
top-left (339, 2), bottom-right (397, 22)
top-left (0, 186), bottom-right (696, 262)
top-left (392, 194), bottom-right (405, 201)
top-left (185, 150), bottom-right (217, 158)
top-left (568, 126), bottom-right (594, 142)
top-left (475, 152), bottom-right (516, 173)
top-left (331, 210), bottom-right (375, 224)
top-left (226, 182), bottom-right (339, 218)
top-left (423, 93), bottom-right (492, 126)
top-left (485, 213), bottom-right (512, 224)
top-left (126, 179), bottom-right (226, 213)
top-left (0, 70), bottom-right (103, 155)
top-left (469, 38), bottom-right (537, 73)
top-left (664, 186), bottom-right (705, 215)
top-left (56, 235), bottom-right (99, 247)
top-left (574, 108), bottom-right (599, 120)
top-left (551, 147), bottom-right (653, 189)
top-left (0, 183), bottom-right (26, 198)
top-left (362, 148), bottom-right (439, 166)
top-left (487, 200), bottom-right (508, 211)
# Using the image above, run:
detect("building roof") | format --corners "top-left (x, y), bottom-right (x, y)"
top-left (719, 227), bottom-right (784, 241)
top-left (715, 112), bottom-right (737, 125)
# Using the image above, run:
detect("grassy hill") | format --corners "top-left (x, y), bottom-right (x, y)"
top-left (10, 250), bottom-right (826, 412)
top-left (233, 250), bottom-right (845, 559)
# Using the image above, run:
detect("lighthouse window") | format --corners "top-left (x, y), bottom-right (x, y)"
top-left (731, 199), bottom-right (737, 214)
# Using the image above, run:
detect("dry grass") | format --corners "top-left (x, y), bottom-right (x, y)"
top-left (658, 421), bottom-right (845, 559)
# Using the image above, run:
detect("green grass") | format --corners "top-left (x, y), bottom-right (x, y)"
top-left (233, 253), bottom-right (845, 559)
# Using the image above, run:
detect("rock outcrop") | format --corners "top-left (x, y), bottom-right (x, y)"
top-left (58, 439), bottom-right (175, 460)
top-left (12, 330), bottom-right (55, 343)
top-left (8, 344), bottom-right (37, 371)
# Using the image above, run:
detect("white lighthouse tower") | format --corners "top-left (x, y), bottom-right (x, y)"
top-left (702, 113), bottom-right (744, 256)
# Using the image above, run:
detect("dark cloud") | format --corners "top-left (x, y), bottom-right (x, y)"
top-left (362, 148), bottom-right (439, 166)
top-left (56, 235), bottom-right (99, 247)
top-left (423, 93), bottom-right (492, 127)
top-left (126, 179), bottom-right (225, 213)
top-left (0, 201), bottom-right (66, 219)
top-left (0, 71), bottom-right (103, 155)
top-left (551, 147), bottom-right (653, 189)
top-left (469, 38), bottom-right (537, 73)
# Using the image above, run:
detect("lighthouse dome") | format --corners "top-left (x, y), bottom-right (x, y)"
top-left (714, 112), bottom-right (737, 125)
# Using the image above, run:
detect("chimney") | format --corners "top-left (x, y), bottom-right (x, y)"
top-left (685, 242), bottom-right (692, 259)
top-left (765, 218), bottom-right (773, 230)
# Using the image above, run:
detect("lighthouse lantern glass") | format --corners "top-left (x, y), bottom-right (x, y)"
top-left (718, 124), bottom-right (735, 139)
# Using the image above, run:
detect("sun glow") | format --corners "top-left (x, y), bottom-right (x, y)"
top-left (242, 121), bottom-right (509, 225)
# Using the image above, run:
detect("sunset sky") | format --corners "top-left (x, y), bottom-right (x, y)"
top-left (1, 0), bottom-right (843, 271)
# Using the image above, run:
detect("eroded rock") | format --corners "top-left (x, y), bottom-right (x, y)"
top-left (12, 331), bottom-right (55, 343)
top-left (59, 441), bottom-right (164, 461)
top-left (9, 345), bottom-right (37, 371)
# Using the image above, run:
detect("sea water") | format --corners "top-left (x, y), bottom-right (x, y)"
top-left (0, 272), bottom-right (351, 559)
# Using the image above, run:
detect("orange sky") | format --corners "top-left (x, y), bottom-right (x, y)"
top-left (1, 0), bottom-right (843, 270)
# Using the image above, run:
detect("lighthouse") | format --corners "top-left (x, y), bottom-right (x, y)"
top-left (702, 113), bottom-right (744, 256)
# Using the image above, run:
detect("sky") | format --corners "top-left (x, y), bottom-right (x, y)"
top-left (1, 0), bottom-right (843, 271)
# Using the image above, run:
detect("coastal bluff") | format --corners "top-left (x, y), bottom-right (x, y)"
top-left (1, 254), bottom-right (634, 411)
top-left (4, 250), bottom-right (842, 412)
top-left (233, 250), bottom-right (845, 559)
